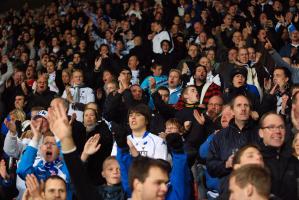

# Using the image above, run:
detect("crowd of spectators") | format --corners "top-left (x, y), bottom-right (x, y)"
top-left (0, 0), bottom-right (299, 199)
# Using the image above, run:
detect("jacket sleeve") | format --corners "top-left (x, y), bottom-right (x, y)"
top-left (153, 140), bottom-right (168, 160)
top-left (102, 92), bottom-right (122, 122)
top-left (152, 92), bottom-right (176, 120)
top-left (4, 131), bottom-right (25, 159)
top-left (116, 147), bottom-right (133, 198)
top-left (16, 145), bottom-right (38, 180)
top-left (199, 134), bottom-right (215, 160)
top-left (0, 60), bottom-right (13, 87)
top-left (63, 150), bottom-right (100, 200)
top-left (270, 49), bottom-right (298, 74)
top-left (166, 152), bottom-right (191, 200)
top-left (206, 134), bottom-right (231, 178)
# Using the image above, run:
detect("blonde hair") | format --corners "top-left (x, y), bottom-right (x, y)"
top-left (10, 109), bottom-right (26, 122)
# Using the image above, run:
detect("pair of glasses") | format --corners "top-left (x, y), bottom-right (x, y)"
top-left (261, 125), bottom-right (285, 131)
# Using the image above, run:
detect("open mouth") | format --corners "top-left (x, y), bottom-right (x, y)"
top-left (46, 151), bottom-right (53, 156)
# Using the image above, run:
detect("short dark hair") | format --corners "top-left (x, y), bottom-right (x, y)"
top-left (258, 111), bottom-right (284, 128)
top-left (157, 86), bottom-right (170, 94)
top-left (232, 144), bottom-right (261, 166)
top-left (230, 95), bottom-right (252, 110)
top-left (44, 175), bottom-right (66, 192)
top-left (129, 156), bottom-right (170, 190)
top-left (230, 164), bottom-right (271, 198)
top-left (128, 104), bottom-right (151, 126)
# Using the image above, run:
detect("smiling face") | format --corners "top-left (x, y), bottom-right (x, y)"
top-left (259, 114), bottom-right (286, 148)
top-left (135, 166), bottom-right (169, 200)
top-left (101, 158), bottom-right (121, 186)
top-left (236, 147), bottom-right (264, 168)
top-left (293, 133), bottom-right (299, 156)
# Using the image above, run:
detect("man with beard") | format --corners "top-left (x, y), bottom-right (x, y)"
top-left (187, 65), bottom-right (221, 105)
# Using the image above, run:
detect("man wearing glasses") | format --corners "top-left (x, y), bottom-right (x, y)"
top-left (258, 112), bottom-right (298, 200)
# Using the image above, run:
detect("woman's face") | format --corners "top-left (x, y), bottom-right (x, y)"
top-left (83, 109), bottom-right (97, 127)
top-left (62, 71), bottom-right (70, 84)
top-left (239, 147), bottom-right (264, 167)
top-left (293, 134), bottom-right (299, 156)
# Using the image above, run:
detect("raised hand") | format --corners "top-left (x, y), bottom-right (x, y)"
top-left (48, 101), bottom-right (72, 142)
top-left (30, 119), bottom-right (43, 142)
top-left (4, 119), bottom-right (17, 136)
top-left (81, 134), bottom-right (101, 162)
top-left (94, 57), bottom-right (102, 71)
top-left (127, 140), bottom-right (139, 157)
top-left (0, 160), bottom-right (9, 180)
top-left (25, 174), bottom-right (43, 200)
top-left (264, 38), bottom-right (273, 50)
top-left (193, 109), bottom-right (205, 125)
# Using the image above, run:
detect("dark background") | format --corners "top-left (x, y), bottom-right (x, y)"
top-left (0, 0), bottom-right (51, 14)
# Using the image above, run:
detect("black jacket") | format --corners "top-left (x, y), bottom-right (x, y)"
top-left (63, 150), bottom-right (125, 200)
top-left (206, 119), bottom-right (258, 178)
top-left (27, 89), bottom-right (57, 110)
top-left (85, 122), bottom-right (113, 186)
top-left (258, 140), bottom-right (299, 200)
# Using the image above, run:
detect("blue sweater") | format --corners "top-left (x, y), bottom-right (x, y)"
top-left (17, 145), bottom-right (72, 200)
top-left (199, 134), bottom-right (220, 191)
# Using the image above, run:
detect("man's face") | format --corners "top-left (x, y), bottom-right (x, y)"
top-left (238, 147), bottom-right (264, 167)
top-left (46, 62), bottom-right (55, 74)
top-left (130, 85), bottom-right (142, 100)
top-left (221, 106), bottom-right (233, 128)
top-left (238, 49), bottom-right (249, 64)
top-left (228, 49), bottom-right (238, 63)
top-left (232, 74), bottom-right (246, 88)
top-left (14, 95), bottom-right (25, 109)
top-left (257, 29), bottom-right (267, 43)
top-left (259, 114), bottom-right (286, 148)
top-left (273, 69), bottom-right (288, 88)
top-left (105, 82), bottom-right (117, 95)
top-left (119, 70), bottom-right (132, 84)
top-left (207, 96), bottom-right (223, 119)
top-left (137, 167), bottom-right (169, 200)
top-left (198, 57), bottom-right (211, 72)
top-left (36, 76), bottom-right (48, 93)
top-left (43, 179), bottom-right (67, 200)
top-left (188, 45), bottom-right (198, 58)
top-left (194, 66), bottom-right (207, 82)
top-left (129, 112), bottom-right (147, 132)
top-left (229, 177), bottom-right (248, 200)
top-left (184, 87), bottom-right (199, 104)
top-left (14, 71), bottom-right (25, 85)
top-left (73, 54), bottom-right (81, 64)
top-left (232, 32), bottom-right (242, 45)
top-left (168, 71), bottom-right (180, 89)
top-left (101, 159), bottom-right (121, 186)
top-left (291, 30), bottom-right (299, 42)
top-left (158, 89), bottom-right (169, 104)
top-left (40, 136), bottom-right (59, 162)
top-left (72, 71), bottom-right (83, 85)
top-left (232, 96), bottom-right (250, 122)
top-left (26, 66), bottom-right (34, 79)
top-left (247, 48), bottom-right (256, 61)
